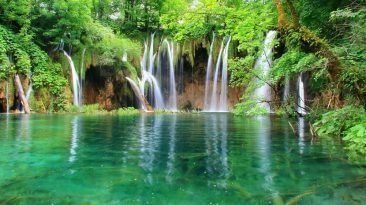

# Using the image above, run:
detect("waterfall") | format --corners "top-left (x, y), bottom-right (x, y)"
top-left (209, 41), bottom-right (224, 111)
top-left (253, 30), bottom-right (277, 112)
top-left (163, 39), bottom-right (177, 111)
top-left (148, 34), bottom-right (156, 103)
top-left (148, 34), bottom-right (155, 74)
top-left (203, 34), bottom-right (215, 109)
top-left (204, 36), bottom-right (231, 112)
top-left (126, 35), bottom-right (179, 111)
top-left (283, 75), bottom-right (290, 103)
top-left (219, 36), bottom-right (231, 111)
top-left (26, 72), bottom-right (33, 100)
top-left (126, 77), bottom-right (147, 111)
top-left (139, 71), bottom-right (165, 108)
top-left (63, 51), bottom-right (81, 106)
top-left (297, 73), bottom-right (306, 115)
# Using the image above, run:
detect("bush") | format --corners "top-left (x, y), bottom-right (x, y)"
top-left (114, 107), bottom-right (140, 115)
top-left (314, 106), bottom-right (366, 162)
top-left (233, 98), bottom-right (270, 116)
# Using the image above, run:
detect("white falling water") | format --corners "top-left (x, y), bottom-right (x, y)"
top-left (137, 71), bottom-right (165, 108)
top-left (219, 36), bottom-right (231, 111)
top-left (63, 51), bottom-right (81, 106)
top-left (126, 35), bottom-right (179, 111)
top-left (297, 73), bottom-right (306, 115)
top-left (203, 34), bottom-right (215, 109)
top-left (163, 39), bottom-right (177, 111)
top-left (148, 33), bottom-right (155, 74)
top-left (126, 35), bottom-right (167, 110)
top-left (204, 36), bottom-right (231, 112)
top-left (126, 77), bottom-right (147, 111)
top-left (209, 40), bottom-right (224, 111)
top-left (26, 72), bottom-right (33, 100)
top-left (253, 30), bottom-right (277, 112)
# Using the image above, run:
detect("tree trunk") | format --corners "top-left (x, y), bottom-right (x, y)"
top-left (286, 0), bottom-right (300, 29)
top-left (274, 0), bottom-right (286, 28)
top-left (14, 74), bottom-right (30, 114)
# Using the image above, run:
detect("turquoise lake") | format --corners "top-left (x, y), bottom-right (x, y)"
top-left (0, 114), bottom-right (365, 204)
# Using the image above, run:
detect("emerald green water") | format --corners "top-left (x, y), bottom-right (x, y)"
top-left (0, 114), bottom-right (365, 204)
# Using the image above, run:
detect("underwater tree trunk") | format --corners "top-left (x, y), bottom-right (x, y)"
top-left (274, 0), bottom-right (286, 29)
top-left (14, 74), bottom-right (30, 114)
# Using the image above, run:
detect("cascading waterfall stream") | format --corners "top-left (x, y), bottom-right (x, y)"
top-left (297, 73), bottom-right (306, 115)
top-left (203, 34), bottom-right (215, 109)
top-left (163, 39), bottom-right (177, 111)
top-left (127, 34), bottom-right (181, 111)
top-left (204, 36), bottom-right (231, 112)
top-left (252, 30), bottom-right (277, 112)
top-left (219, 36), bottom-right (231, 111)
top-left (126, 77), bottom-right (147, 111)
top-left (63, 51), bottom-right (81, 107)
top-left (209, 40), bottom-right (224, 111)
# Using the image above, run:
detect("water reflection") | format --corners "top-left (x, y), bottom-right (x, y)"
top-left (69, 116), bottom-right (80, 163)
top-left (138, 114), bottom-right (163, 184)
top-left (166, 114), bottom-right (176, 183)
top-left (15, 115), bottom-right (32, 154)
top-left (1, 115), bottom-right (366, 204)
top-left (204, 114), bottom-right (229, 186)
top-left (298, 117), bottom-right (305, 155)
top-left (255, 116), bottom-right (278, 197)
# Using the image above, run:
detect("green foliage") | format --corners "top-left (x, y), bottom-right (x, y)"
top-left (223, 2), bottom-right (276, 55)
top-left (270, 51), bottom-right (326, 83)
top-left (314, 106), bottom-right (365, 138)
top-left (294, 0), bottom-right (353, 36)
top-left (314, 106), bottom-right (366, 162)
top-left (343, 123), bottom-right (366, 161)
top-left (114, 107), bottom-right (140, 115)
top-left (233, 95), bottom-right (271, 116)
top-left (90, 23), bottom-right (141, 65)
top-left (0, 25), bottom-right (68, 111)
top-left (228, 56), bottom-right (255, 87)
top-left (161, 0), bottom-right (220, 41)
top-left (42, 0), bottom-right (93, 47)
top-left (67, 104), bottom-right (107, 114)
top-left (0, 0), bottom-right (32, 35)
top-left (82, 104), bottom-right (107, 114)
top-left (121, 62), bottom-right (139, 81)
top-left (330, 7), bottom-right (366, 104)
top-left (161, 0), bottom-right (275, 55)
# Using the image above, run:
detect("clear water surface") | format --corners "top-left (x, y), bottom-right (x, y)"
top-left (0, 114), bottom-right (365, 204)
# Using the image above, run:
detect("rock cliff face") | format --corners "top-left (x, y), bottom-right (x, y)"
top-left (84, 66), bottom-right (137, 110)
